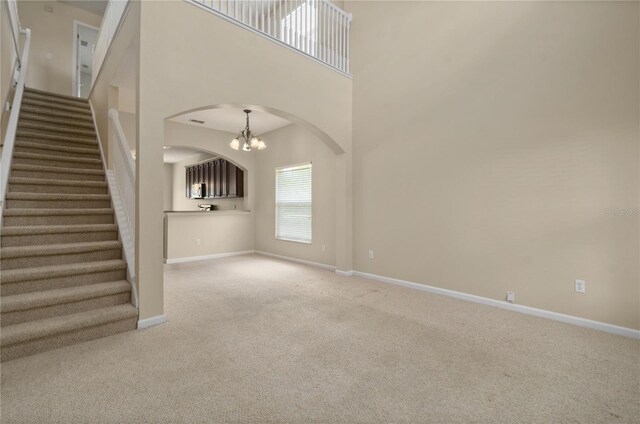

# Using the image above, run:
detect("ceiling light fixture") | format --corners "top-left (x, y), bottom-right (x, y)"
top-left (230, 109), bottom-right (266, 152)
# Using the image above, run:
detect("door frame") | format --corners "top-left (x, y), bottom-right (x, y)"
top-left (72, 20), bottom-right (99, 98)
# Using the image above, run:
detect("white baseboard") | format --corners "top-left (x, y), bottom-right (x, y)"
top-left (353, 271), bottom-right (640, 340)
top-left (335, 270), bottom-right (354, 276)
top-left (137, 315), bottom-right (166, 329)
top-left (164, 250), bottom-right (254, 264)
top-left (254, 250), bottom-right (336, 271)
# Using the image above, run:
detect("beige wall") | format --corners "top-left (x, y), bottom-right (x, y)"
top-left (135, 0), bottom-right (352, 320)
top-left (255, 124), bottom-right (337, 266)
top-left (163, 163), bottom-right (173, 212)
top-left (164, 213), bottom-right (253, 261)
top-left (17, 0), bottom-right (101, 96)
top-left (345, 1), bottom-right (640, 329)
top-left (118, 110), bottom-right (136, 151)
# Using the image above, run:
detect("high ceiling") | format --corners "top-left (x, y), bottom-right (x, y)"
top-left (61, 0), bottom-right (108, 16)
top-left (170, 108), bottom-right (291, 135)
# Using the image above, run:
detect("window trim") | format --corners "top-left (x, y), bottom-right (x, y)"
top-left (275, 162), bottom-right (312, 244)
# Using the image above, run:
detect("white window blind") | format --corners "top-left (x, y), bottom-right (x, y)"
top-left (276, 163), bottom-right (312, 243)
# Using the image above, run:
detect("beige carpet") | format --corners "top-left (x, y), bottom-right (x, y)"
top-left (1, 254), bottom-right (638, 423)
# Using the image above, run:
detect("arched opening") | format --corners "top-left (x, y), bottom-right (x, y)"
top-left (166, 103), bottom-right (346, 155)
top-left (162, 105), bottom-right (342, 270)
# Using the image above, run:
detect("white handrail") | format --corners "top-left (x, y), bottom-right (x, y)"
top-left (0, 27), bottom-right (31, 211)
top-left (189, 0), bottom-right (352, 75)
top-left (92, 0), bottom-right (130, 87)
top-left (107, 108), bottom-right (138, 308)
top-left (4, 0), bottom-right (22, 68)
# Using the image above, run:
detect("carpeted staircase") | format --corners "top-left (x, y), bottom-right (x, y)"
top-left (0, 87), bottom-right (138, 362)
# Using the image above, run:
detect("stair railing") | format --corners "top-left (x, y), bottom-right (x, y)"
top-left (92, 0), bottom-right (130, 87)
top-left (189, 0), bottom-right (352, 75)
top-left (0, 0), bottom-right (31, 211)
top-left (106, 108), bottom-right (138, 308)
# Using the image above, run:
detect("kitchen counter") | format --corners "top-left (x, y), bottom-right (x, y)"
top-left (164, 210), bottom-right (250, 216)
top-left (164, 209), bottom-right (253, 262)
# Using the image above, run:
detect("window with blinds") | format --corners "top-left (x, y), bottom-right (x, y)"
top-left (276, 163), bottom-right (312, 244)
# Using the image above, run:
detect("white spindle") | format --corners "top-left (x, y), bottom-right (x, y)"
top-left (304, 0), bottom-right (311, 53)
top-left (289, 0), bottom-right (293, 47)
top-left (107, 109), bottom-right (138, 308)
top-left (330, 7), bottom-right (334, 67)
top-left (191, 0), bottom-right (351, 75)
top-left (323, 1), bottom-right (327, 62)
top-left (339, 15), bottom-right (344, 70)
top-left (345, 16), bottom-right (350, 73)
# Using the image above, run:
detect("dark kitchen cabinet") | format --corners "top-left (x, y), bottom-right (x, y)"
top-left (186, 158), bottom-right (244, 199)
top-left (214, 159), bottom-right (222, 197)
top-left (226, 162), bottom-right (244, 198)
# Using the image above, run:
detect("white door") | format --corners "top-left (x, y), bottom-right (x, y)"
top-left (74, 22), bottom-right (98, 98)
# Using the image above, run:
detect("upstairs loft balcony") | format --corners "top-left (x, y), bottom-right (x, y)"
top-left (93, 0), bottom-right (352, 90)
top-left (190, 0), bottom-right (352, 75)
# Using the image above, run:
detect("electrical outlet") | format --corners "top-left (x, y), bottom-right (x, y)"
top-left (196, 238), bottom-right (201, 245)
top-left (575, 279), bottom-right (585, 294)
top-left (368, 250), bottom-right (374, 260)
top-left (506, 291), bottom-right (515, 303)
top-left (322, 244), bottom-right (326, 252)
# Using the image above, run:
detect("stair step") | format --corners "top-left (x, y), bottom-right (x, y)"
top-left (16, 130), bottom-right (96, 145)
top-left (1, 224), bottom-right (118, 246)
top-left (21, 98), bottom-right (91, 115)
top-left (18, 113), bottom-right (96, 130)
top-left (1, 240), bottom-right (122, 270)
top-left (12, 151), bottom-right (102, 170)
top-left (18, 121), bottom-right (96, 138)
top-left (0, 304), bottom-right (137, 361)
top-left (8, 177), bottom-right (108, 195)
top-left (2, 208), bottom-right (114, 226)
top-left (20, 105), bottom-right (94, 123)
top-left (24, 87), bottom-right (89, 105)
top-left (16, 135), bottom-right (98, 149)
top-left (0, 259), bottom-right (127, 296)
top-left (9, 164), bottom-right (106, 182)
top-left (1, 281), bottom-right (131, 327)
top-left (14, 140), bottom-right (100, 159)
top-left (4, 192), bottom-right (111, 209)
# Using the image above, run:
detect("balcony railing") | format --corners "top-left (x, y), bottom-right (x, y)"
top-left (192, 0), bottom-right (352, 75)
top-left (93, 0), bottom-right (130, 86)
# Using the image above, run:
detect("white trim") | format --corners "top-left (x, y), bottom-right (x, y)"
top-left (137, 315), bottom-right (166, 329)
top-left (164, 250), bottom-right (254, 264)
top-left (352, 271), bottom-right (640, 340)
top-left (255, 250), bottom-right (335, 271)
top-left (335, 270), bottom-right (353, 276)
top-left (0, 27), bottom-right (30, 219)
top-left (88, 101), bottom-right (138, 309)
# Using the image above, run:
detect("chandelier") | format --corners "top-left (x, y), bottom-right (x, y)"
top-left (229, 109), bottom-right (266, 151)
